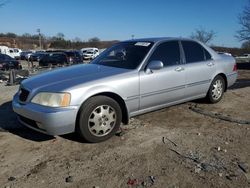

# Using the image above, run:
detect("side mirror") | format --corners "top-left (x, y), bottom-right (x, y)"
top-left (146, 60), bottom-right (163, 73)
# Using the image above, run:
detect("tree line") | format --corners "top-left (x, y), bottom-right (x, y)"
top-left (0, 32), bottom-right (118, 49)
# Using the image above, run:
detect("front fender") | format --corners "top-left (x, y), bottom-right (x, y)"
top-left (77, 85), bottom-right (126, 105)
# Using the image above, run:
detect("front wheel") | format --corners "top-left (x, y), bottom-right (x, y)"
top-left (76, 96), bottom-right (122, 143)
top-left (207, 75), bottom-right (225, 103)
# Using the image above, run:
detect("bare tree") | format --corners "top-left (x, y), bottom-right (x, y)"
top-left (236, 0), bottom-right (250, 41)
top-left (241, 40), bottom-right (250, 49)
top-left (56, 32), bottom-right (65, 40)
top-left (191, 28), bottom-right (216, 44)
top-left (88, 37), bottom-right (100, 43)
top-left (72, 37), bottom-right (82, 42)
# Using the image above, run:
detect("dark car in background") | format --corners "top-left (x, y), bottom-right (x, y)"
top-left (64, 51), bottom-right (82, 64)
top-left (39, 52), bottom-right (68, 67)
top-left (0, 54), bottom-right (22, 70)
top-left (20, 51), bottom-right (33, 60)
top-left (29, 52), bottom-right (47, 62)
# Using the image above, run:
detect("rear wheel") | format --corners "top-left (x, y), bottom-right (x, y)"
top-left (207, 75), bottom-right (225, 103)
top-left (76, 96), bottom-right (122, 143)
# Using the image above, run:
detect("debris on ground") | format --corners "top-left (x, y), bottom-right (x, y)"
top-left (238, 162), bottom-right (249, 173)
top-left (195, 164), bottom-right (202, 174)
top-left (8, 176), bottom-right (16, 181)
top-left (189, 104), bottom-right (250, 125)
top-left (115, 129), bottom-right (126, 137)
top-left (7, 69), bottom-right (29, 85)
top-left (217, 146), bottom-right (221, 151)
top-left (127, 176), bottom-right (156, 187)
top-left (162, 136), bottom-right (177, 146)
top-left (65, 176), bottom-right (73, 183)
top-left (127, 178), bottom-right (140, 186)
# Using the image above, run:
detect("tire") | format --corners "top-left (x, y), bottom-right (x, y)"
top-left (207, 75), bottom-right (225, 103)
top-left (76, 96), bottom-right (122, 143)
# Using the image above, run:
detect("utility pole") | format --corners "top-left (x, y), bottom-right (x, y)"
top-left (131, 35), bottom-right (135, 40)
top-left (37, 28), bottom-right (42, 49)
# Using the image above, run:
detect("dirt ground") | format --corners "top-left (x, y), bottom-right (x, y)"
top-left (0, 62), bottom-right (250, 188)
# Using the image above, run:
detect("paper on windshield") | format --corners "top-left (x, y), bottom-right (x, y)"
top-left (135, 42), bottom-right (151, 47)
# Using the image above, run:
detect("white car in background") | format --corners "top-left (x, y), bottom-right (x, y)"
top-left (235, 54), bottom-right (250, 63)
top-left (0, 46), bottom-right (22, 59)
top-left (81, 48), bottom-right (99, 60)
top-left (12, 48), bottom-right (22, 59)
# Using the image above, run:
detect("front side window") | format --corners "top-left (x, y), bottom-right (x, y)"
top-left (92, 41), bottom-right (153, 69)
top-left (148, 41), bottom-right (180, 67)
top-left (182, 41), bottom-right (212, 63)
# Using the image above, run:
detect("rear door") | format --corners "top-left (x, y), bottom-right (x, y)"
top-left (139, 41), bottom-right (186, 110)
top-left (181, 41), bottom-right (215, 98)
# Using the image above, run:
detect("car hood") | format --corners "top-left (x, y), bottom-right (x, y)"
top-left (21, 64), bottom-right (129, 91)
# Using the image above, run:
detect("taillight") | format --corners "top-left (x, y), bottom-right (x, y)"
top-left (233, 63), bottom-right (237, 72)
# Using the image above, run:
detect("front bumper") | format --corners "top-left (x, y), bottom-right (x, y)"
top-left (12, 93), bottom-right (79, 135)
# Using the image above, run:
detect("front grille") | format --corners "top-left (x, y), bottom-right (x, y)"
top-left (19, 88), bottom-right (30, 102)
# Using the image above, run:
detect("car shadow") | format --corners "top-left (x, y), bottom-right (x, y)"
top-left (229, 79), bottom-right (250, 90)
top-left (0, 101), bottom-right (54, 142)
top-left (60, 133), bottom-right (88, 143)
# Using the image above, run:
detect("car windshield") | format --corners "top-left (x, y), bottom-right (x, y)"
top-left (92, 41), bottom-right (153, 69)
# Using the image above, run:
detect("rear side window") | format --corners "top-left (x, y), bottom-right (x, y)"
top-left (182, 41), bottom-right (212, 63)
top-left (149, 41), bottom-right (180, 66)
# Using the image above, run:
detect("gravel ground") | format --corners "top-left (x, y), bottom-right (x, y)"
top-left (0, 62), bottom-right (249, 188)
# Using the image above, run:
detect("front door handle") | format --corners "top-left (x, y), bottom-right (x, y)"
top-left (175, 67), bottom-right (185, 72)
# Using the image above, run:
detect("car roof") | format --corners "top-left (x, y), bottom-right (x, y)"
top-left (124, 37), bottom-right (219, 60)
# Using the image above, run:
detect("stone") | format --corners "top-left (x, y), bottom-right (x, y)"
top-left (65, 176), bottom-right (73, 183)
top-left (8, 177), bottom-right (16, 181)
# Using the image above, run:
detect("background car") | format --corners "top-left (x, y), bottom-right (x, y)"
top-left (29, 52), bottom-right (47, 62)
top-left (64, 50), bottom-right (82, 64)
top-left (38, 52), bottom-right (68, 67)
top-left (20, 51), bottom-right (33, 60)
top-left (0, 54), bottom-right (22, 70)
top-left (83, 50), bottom-right (99, 60)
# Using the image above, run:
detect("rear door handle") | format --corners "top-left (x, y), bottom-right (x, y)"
top-left (175, 67), bottom-right (185, 72)
top-left (207, 62), bottom-right (214, 66)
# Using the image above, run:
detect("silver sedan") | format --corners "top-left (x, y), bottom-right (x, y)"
top-left (12, 38), bottom-right (237, 142)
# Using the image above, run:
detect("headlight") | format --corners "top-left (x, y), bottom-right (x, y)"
top-left (31, 92), bottom-right (71, 107)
